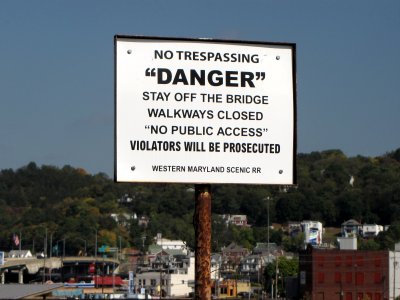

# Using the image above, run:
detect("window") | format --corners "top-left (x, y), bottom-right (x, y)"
top-left (317, 272), bottom-right (325, 283)
top-left (151, 279), bottom-right (156, 286)
top-left (346, 256), bottom-right (353, 266)
top-left (355, 272), bottom-right (364, 285)
top-left (374, 256), bottom-right (382, 267)
top-left (317, 256), bottom-right (324, 267)
top-left (374, 272), bottom-right (382, 284)
top-left (345, 272), bottom-right (352, 283)
top-left (335, 256), bottom-right (342, 266)
top-left (334, 272), bottom-right (342, 283)
top-left (356, 255), bottom-right (364, 266)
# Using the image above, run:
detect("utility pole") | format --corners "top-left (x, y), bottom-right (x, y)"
top-left (95, 229), bottom-right (98, 259)
top-left (275, 257), bottom-right (279, 299)
top-left (50, 233), bottom-right (52, 258)
top-left (19, 231), bottom-right (22, 252)
top-left (394, 252), bottom-right (397, 300)
top-left (49, 232), bottom-right (53, 280)
top-left (45, 229), bottom-right (47, 257)
top-left (119, 236), bottom-right (122, 261)
top-left (43, 228), bottom-right (47, 283)
top-left (267, 196), bottom-right (270, 264)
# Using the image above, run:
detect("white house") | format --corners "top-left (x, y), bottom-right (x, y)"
top-left (221, 214), bottom-right (249, 227)
top-left (134, 255), bottom-right (195, 298)
top-left (7, 250), bottom-right (33, 258)
top-left (361, 224), bottom-right (384, 238)
top-left (155, 235), bottom-right (190, 255)
top-left (341, 219), bottom-right (362, 237)
top-left (110, 213), bottom-right (135, 227)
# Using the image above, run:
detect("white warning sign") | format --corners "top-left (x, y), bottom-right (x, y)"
top-left (115, 36), bottom-right (297, 185)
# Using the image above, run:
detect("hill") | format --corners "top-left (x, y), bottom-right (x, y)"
top-left (0, 148), bottom-right (399, 254)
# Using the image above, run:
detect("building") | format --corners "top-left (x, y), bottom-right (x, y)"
top-left (337, 237), bottom-right (358, 250)
top-left (302, 221), bottom-right (323, 246)
top-left (341, 220), bottom-right (385, 239)
top-left (138, 215), bottom-right (150, 227)
top-left (253, 242), bottom-right (280, 256)
top-left (211, 253), bottom-right (222, 283)
top-left (389, 251), bottom-right (400, 300)
top-left (298, 246), bottom-right (400, 300)
top-left (0, 283), bottom-right (65, 299)
top-left (119, 247), bottom-right (142, 274)
top-left (154, 236), bottom-right (190, 255)
top-left (110, 213), bottom-right (134, 227)
top-left (238, 254), bottom-right (265, 283)
top-left (211, 279), bottom-right (251, 298)
top-left (134, 255), bottom-right (195, 298)
top-left (221, 243), bottom-right (250, 267)
top-left (289, 222), bottom-right (303, 238)
top-left (361, 224), bottom-right (384, 238)
top-left (7, 250), bottom-right (33, 258)
top-left (341, 219), bottom-right (362, 237)
top-left (221, 214), bottom-right (250, 227)
top-left (289, 221), bottom-right (323, 246)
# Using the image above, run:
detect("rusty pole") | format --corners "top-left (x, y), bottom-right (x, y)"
top-left (194, 184), bottom-right (212, 300)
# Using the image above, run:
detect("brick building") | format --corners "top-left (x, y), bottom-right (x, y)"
top-left (299, 247), bottom-right (390, 300)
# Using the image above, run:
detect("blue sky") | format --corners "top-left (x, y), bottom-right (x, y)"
top-left (0, 1), bottom-right (399, 176)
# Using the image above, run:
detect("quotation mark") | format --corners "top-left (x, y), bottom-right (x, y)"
top-left (145, 68), bottom-right (156, 77)
top-left (256, 72), bottom-right (265, 81)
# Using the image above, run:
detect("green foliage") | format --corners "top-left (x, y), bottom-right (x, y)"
top-left (282, 232), bottom-right (306, 252)
top-left (358, 238), bottom-right (380, 250)
top-left (0, 147), bottom-right (399, 253)
top-left (376, 222), bottom-right (400, 250)
top-left (264, 256), bottom-right (299, 295)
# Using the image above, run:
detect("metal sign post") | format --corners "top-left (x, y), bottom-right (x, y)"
top-left (194, 184), bottom-right (212, 299)
top-left (114, 35), bottom-right (296, 299)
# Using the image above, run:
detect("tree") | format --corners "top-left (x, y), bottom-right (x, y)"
top-left (358, 238), bottom-right (380, 250)
top-left (264, 256), bottom-right (299, 297)
top-left (1, 148), bottom-right (400, 254)
top-left (282, 233), bottom-right (305, 252)
top-left (377, 222), bottom-right (400, 250)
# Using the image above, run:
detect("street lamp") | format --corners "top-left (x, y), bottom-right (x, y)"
top-left (263, 197), bottom-right (273, 260)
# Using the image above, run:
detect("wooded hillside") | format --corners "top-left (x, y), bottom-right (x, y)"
top-left (0, 148), bottom-right (399, 254)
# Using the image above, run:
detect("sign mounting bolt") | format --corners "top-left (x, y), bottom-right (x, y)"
top-left (131, 166), bottom-right (136, 171)
top-left (127, 49), bottom-right (132, 54)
